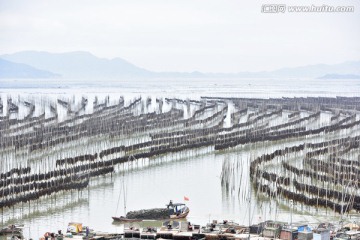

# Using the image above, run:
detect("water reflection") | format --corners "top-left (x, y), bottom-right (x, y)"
top-left (1, 140), bottom-right (357, 238)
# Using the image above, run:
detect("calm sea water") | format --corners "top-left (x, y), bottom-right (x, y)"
top-left (1, 77), bottom-right (360, 98)
top-left (1, 78), bottom-right (360, 239)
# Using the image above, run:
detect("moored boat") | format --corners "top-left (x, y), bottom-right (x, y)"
top-left (0, 224), bottom-right (24, 239)
top-left (124, 200), bottom-right (190, 220)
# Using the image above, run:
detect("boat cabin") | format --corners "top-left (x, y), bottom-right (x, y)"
top-left (298, 225), bottom-right (313, 240)
top-left (262, 221), bottom-right (286, 238)
top-left (166, 201), bottom-right (189, 218)
top-left (280, 229), bottom-right (298, 240)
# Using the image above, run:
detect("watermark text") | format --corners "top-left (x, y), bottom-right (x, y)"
top-left (261, 4), bottom-right (355, 13)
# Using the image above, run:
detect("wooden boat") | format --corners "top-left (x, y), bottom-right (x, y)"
top-left (123, 201), bottom-right (190, 220)
top-left (111, 216), bottom-right (143, 222)
top-left (0, 224), bottom-right (24, 238)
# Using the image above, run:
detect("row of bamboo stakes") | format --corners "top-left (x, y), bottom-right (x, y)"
top-left (0, 95), bottom-right (360, 222)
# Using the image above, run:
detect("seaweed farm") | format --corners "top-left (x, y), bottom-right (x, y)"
top-left (0, 90), bottom-right (360, 237)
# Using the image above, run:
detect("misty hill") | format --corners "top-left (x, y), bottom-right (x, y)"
top-left (1, 51), bottom-right (360, 79)
top-left (1, 51), bottom-right (151, 79)
top-left (0, 58), bottom-right (59, 78)
top-left (318, 74), bottom-right (360, 79)
top-left (207, 61), bottom-right (360, 79)
top-left (264, 61), bottom-right (360, 78)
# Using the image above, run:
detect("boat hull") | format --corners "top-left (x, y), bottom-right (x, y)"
top-left (112, 216), bottom-right (143, 222)
top-left (170, 209), bottom-right (190, 219)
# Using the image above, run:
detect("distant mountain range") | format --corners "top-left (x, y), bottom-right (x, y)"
top-left (0, 58), bottom-right (59, 78)
top-left (1, 51), bottom-right (360, 79)
top-left (318, 74), bottom-right (360, 79)
top-left (1, 51), bottom-right (149, 79)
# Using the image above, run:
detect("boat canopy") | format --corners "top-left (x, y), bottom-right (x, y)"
top-left (298, 226), bottom-right (312, 232)
top-left (168, 203), bottom-right (186, 206)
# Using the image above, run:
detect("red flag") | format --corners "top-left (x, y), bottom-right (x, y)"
top-left (184, 196), bottom-right (189, 201)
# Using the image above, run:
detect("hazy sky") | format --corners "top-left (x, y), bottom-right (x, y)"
top-left (0, 0), bottom-right (359, 72)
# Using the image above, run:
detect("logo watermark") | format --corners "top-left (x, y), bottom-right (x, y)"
top-left (261, 4), bottom-right (355, 13)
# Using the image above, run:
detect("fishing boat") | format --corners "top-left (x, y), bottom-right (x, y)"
top-left (0, 224), bottom-right (24, 239)
top-left (123, 200), bottom-right (190, 220)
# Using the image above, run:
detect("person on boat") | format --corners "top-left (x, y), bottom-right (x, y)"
top-left (85, 227), bottom-right (89, 238)
top-left (44, 232), bottom-right (49, 240)
top-left (50, 233), bottom-right (55, 240)
top-left (188, 222), bottom-right (193, 231)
